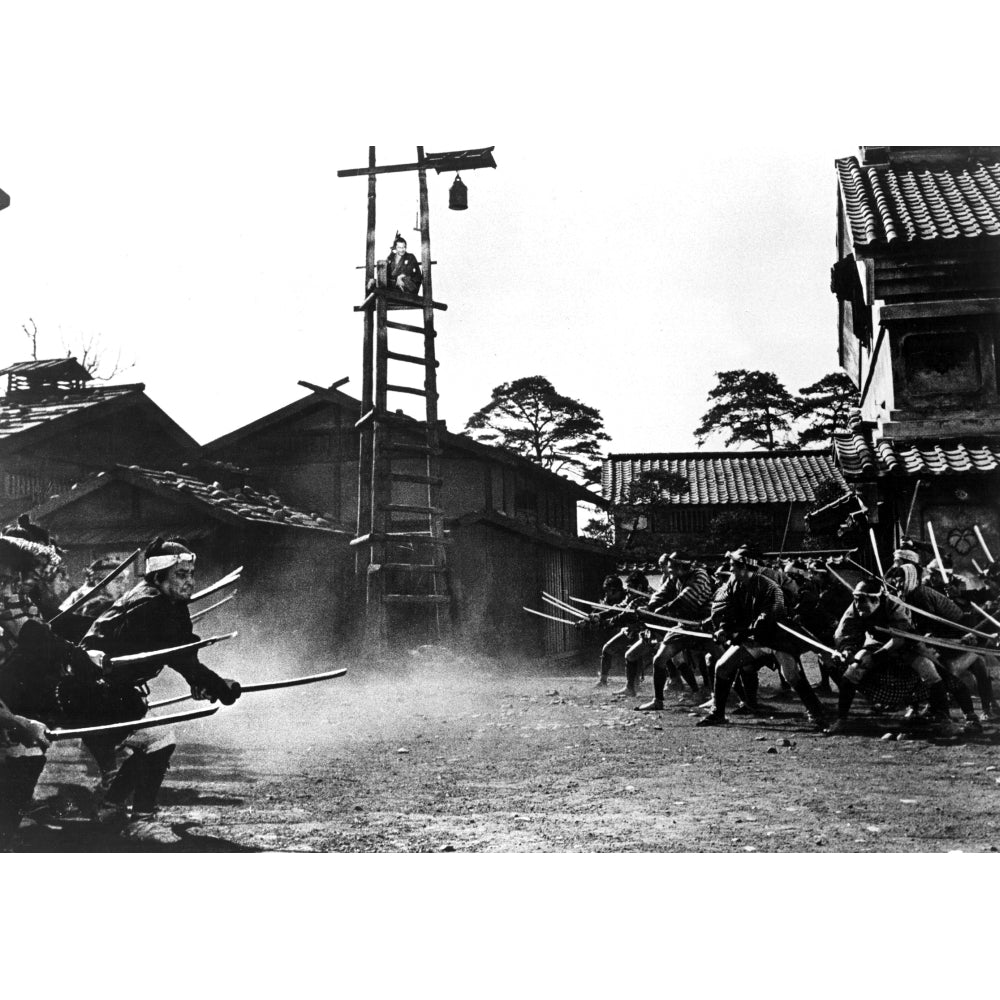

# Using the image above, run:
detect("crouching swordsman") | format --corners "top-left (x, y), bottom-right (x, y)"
top-left (824, 579), bottom-right (961, 737)
top-left (0, 532), bottom-right (104, 849)
top-left (696, 545), bottom-right (828, 729)
top-left (75, 537), bottom-right (241, 844)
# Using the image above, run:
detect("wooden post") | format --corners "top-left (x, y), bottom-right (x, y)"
top-left (356, 146), bottom-right (376, 575)
top-left (417, 146), bottom-right (446, 639)
top-left (366, 259), bottom-right (391, 652)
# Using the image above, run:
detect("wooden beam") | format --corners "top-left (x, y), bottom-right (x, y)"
top-left (859, 322), bottom-right (887, 409)
top-left (387, 319), bottom-right (434, 334)
top-left (297, 377), bottom-right (350, 398)
top-left (338, 147), bottom-right (496, 179)
top-left (880, 297), bottom-right (1000, 321)
top-left (387, 350), bottom-right (437, 367)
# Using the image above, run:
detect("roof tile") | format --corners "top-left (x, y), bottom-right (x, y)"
top-left (0, 384), bottom-right (142, 443)
top-left (603, 452), bottom-right (845, 506)
top-left (36, 464), bottom-right (347, 534)
top-left (835, 430), bottom-right (1000, 477)
top-left (837, 154), bottom-right (1000, 249)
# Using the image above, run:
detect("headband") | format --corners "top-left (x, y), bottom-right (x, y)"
top-left (146, 552), bottom-right (196, 574)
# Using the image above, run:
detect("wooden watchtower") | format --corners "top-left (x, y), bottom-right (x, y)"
top-left (337, 146), bottom-right (496, 651)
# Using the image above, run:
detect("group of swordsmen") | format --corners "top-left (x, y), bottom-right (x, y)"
top-left (0, 515), bottom-right (343, 850)
top-left (534, 529), bottom-right (1000, 739)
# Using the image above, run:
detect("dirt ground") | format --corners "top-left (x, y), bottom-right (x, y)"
top-left (14, 653), bottom-right (1000, 853)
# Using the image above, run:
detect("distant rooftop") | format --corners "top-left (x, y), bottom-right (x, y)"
top-left (1, 357), bottom-right (93, 396)
top-left (603, 451), bottom-right (846, 506)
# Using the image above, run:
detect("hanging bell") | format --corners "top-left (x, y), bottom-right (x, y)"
top-left (448, 173), bottom-right (468, 211)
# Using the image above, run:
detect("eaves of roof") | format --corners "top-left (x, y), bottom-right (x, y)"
top-left (836, 153), bottom-right (1000, 255)
top-left (29, 465), bottom-right (351, 537)
top-left (449, 509), bottom-right (612, 554)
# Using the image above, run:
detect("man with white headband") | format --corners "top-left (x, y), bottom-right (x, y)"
top-left (825, 579), bottom-right (961, 736)
top-left (78, 537), bottom-right (241, 844)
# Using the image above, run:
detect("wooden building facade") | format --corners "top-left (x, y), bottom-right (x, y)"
top-left (203, 384), bottom-right (614, 659)
top-left (830, 146), bottom-right (1000, 576)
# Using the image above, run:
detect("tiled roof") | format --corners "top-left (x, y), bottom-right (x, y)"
top-left (32, 464), bottom-right (349, 534)
top-left (834, 430), bottom-right (1000, 477)
top-left (836, 153), bottom-right (1000, 249)
top-left (0, 384), bottom-right (143, 443)
top-left (602, 452), bottom-right (845, 506)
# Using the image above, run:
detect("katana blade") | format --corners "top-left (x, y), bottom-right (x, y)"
top-left (541, 595), bottom-right (586, 619)
top-left (874, 626), bottom-right (996, 655)
top-left (660, 626), bottom-right (714, 640)
top-left (108, 631), bottom-right (238, 667)
top-left (887, 596), bottom-right (995, 640)
top-left (777, 622), bottom-right (836, 656)
top-left (191, 567), bottom-right (242, 604)
top-left (147, 667), bottom-right (348, 706)
top-left (147, 693), bottom-right (191, 710)
top-left (48, 548), bottom-right (142, 625)
top-left (46, 705), bottom-right (219, 742)
top-left (844, 556), bottom-right (879, 581)
top-left (240, 667), bottom-right (347, 693)
top-left (926, 522), bottom-right (949, 585)
top-left (524, 606), bottom-right (579, 627)
top-left (567, 595), bottom-right (699, 626)
top-left (868, 528), bottom-right (886, 580)
top-left (541, 591), bottom-right (587, 618)
top-left (974, 525), bottom-right (995, 564)
top-left (970, 601), bottom-right (1000, 632)
top-left (567, 595), bottom-right (626, 612)
top-left (190, 592), bottom-right (236, 623)
top-left (825, 566), bottom-right (855, 592)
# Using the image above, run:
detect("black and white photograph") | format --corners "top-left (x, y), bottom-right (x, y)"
top-left (2, 2), bottom-right (998, 993)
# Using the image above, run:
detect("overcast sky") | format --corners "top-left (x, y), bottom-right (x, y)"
top-left (0, 5), bottom-right (985, 457)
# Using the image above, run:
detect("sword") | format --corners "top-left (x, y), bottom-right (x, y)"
top-left (974, 525), bottom-right (995, 564)
top-left (146, 668), bottom-right (348, 709)
top-left (777, 622), bottom-right (837, 657)
top-left (147, 693), bottom-right (191, 710)
top-left (657, 626), bottom-right (714, 640)
top-left (107, 631), bottom-right (238, 668)
top-left (970, 601), bottom-right (1000, 633)
top-left (239, 667), bottom-right (347, 693)
top-left (568, 595), bottom-right (700, 627)
top-left (190, 593), bottom-right (236, 623)
top-left (844, 556), bottom-right (879, 581)
top-left (869, 528), bottom-right (886, 580)
top-left (541, 590), bottom-right (580, 613)
top-left (541, 593), bottom-right (586, 618)
top-left (825, 566), bottom-right (855, 592)
top-left (46, 705), bottom-right (219, 743)
top-left (48, 548), bottom-right (142, 625)
top-left (926, 521), bottom-right (949, 585)
top-left (873, 626), bottom-right (995, 656)
top-left (524, 607), bottom-right (580, 627)
top-left (886, 596), bottom-right (996, 641)
top-left (190, 567), bottom-right (242, 604)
